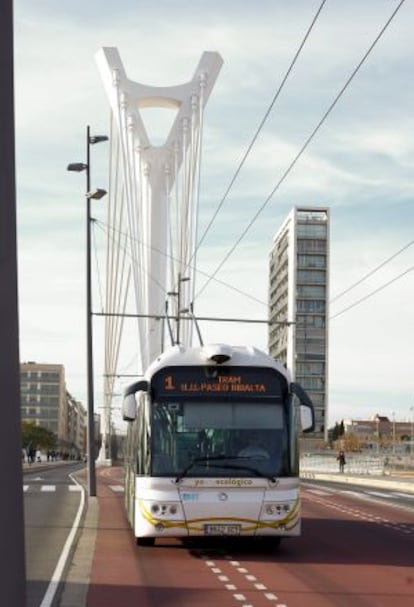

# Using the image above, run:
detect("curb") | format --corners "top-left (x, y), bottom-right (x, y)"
top-left (300, 471), bottom-right (414, 494)
top-left (58, 496), bottom-right (99, 607)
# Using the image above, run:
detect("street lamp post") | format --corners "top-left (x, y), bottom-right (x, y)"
top-left (376, 417), bottom-right (380, 456)
top-left (67, 125), bottom-right (108, 497)
top-left (392, 411), bottom-right (396, 457)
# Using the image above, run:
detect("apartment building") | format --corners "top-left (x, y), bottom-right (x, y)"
top-left (268, 207), bottom-right (329, 438)
top-left (67, 391), bottom-right (87, 457)
top-left (20, 361), bottom-right (86, 454)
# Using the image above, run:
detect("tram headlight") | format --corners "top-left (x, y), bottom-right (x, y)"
top-left (149, 501), bottom-right (181, 518)
top-left (262, 502), bottom-right (291, 518)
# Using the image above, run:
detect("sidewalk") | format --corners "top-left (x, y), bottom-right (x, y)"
top-left (60, 465), bottom-right (150, 607)
top-left (300, 469), bottom-right (414, 493)
top-left (59, 465), bottom-right (414, 607)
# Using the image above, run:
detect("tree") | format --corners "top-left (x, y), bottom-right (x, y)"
top-left (21, 421), bottom-right (57, 452)
top-left (328, 420), bottom-right (345, 443)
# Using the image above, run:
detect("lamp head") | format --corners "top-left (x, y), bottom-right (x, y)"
top-left (89, 135), bottom-right (109, 145)
top-left (86, 188), bottom-right (107, 200)
top-left (67, 162), bottom-right (87, 172)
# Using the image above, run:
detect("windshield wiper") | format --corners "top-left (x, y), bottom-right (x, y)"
top-left (175, 455), bottom-right (277, 483)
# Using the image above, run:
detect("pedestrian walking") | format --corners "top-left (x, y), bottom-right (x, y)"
top-left (337, 450), bottom-right (346, 473)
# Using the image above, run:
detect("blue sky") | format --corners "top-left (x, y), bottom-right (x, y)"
top-left (14, 0), bottom-right (414, 429)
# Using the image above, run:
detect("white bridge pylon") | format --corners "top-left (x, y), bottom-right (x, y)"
top-left (96, 47), bottom-right (222, 367)
top-left (95, 48), bottom-right (222, 456)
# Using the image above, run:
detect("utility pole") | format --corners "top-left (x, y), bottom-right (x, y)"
top-left (0, 2), bottom-right (27, 604)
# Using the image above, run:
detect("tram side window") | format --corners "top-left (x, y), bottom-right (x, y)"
top-left (151, 404), bottom-right (177, 474)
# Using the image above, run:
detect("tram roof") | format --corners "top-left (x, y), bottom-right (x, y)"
top-left (145, 343), bottom-right (291, 380)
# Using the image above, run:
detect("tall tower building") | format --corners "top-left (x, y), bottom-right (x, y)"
top-left (268, 207), bottom-right (329, 438)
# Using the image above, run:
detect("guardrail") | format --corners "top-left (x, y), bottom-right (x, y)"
top-left (299, 452), bottom-right (414, 476)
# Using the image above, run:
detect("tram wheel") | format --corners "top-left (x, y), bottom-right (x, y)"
top-left (136, 536), bottom-right (155, 546)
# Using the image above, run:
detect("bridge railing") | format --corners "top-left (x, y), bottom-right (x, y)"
top-left (300, 451), bottom-right (414, 476)
top-left (300, 452), bottom-right (385, 475)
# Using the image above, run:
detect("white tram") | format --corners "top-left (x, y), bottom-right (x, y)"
top-left (122, 343), bottom-right (314, 546)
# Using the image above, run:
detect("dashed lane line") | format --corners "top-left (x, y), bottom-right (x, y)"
top-left (204, 557), bottom-right (288, 607)
top-left (303, 493), bottom-right (414, 536)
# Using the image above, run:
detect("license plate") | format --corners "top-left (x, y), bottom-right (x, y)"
top-left (204, 524), bottom-right (241, 536)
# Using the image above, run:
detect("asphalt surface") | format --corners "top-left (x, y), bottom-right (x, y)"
top-left (57, 465), bottom-right (414, 607)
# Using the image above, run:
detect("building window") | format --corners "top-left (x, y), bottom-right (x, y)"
top-left (296, 362), bottom-right (325, 375)
top-left (297, 239), bottom-right (326, 254)
top-left (297, 223), bottom-right (327, 238)
top-left (296, 315), bottom-right (325, 328)
top-left (297, 254), bottom-right (326, 268)
top-left (297, 300), bottom-right (326, 313)
top-left (297, 285), bottom-right (326, 298)
top-left (297, 269), bottom-right (326, 284)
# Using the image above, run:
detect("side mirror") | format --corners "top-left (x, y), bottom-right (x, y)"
top-left (291, 382), bottom-right (315, 433)
top-left (122, 380), bottom-right (149, 422)
top-left (122, 394), bottom-right (137, 422)
top-left (300, 405), bottom-right (315, 433)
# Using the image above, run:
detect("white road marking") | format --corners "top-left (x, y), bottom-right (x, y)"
top-left (205, 551), bottom-right (288, 606)
top-left (306, 488), bottom-right (333, 496)
top-left (41, 485), bottom-right (56, 492)
top-left (366, 491), bottom-right (393, 499)
top-left (23, 485), bottom-right (29, 492)
top-left (69, 485), bottom-right (82, 491)
top-left (340, 491), bottom-right (374, 501)
top-left (38, 473), bottom-right (85, 607)
top-left (109, 485), bottom-right (125, 492)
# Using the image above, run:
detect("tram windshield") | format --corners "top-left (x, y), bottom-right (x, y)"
top-left (151, 399), bottom-right (289, 478)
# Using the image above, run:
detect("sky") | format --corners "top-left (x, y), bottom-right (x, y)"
top-left (13, 0), bottom-right (414, 430)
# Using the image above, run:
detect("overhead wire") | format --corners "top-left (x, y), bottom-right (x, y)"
top-left (330, 265), bottom-right (414, 319)
top-left (95, 218), bottom-right (267, 307)
top-left (194, 0), bottom-right (328, 257)
top-left (91, 219), bottom-right (105, 312)
top-left (194, 0), bottom-right (407, 303)
top-left (97, 218), bottom-right (414, 325)
top-left (330, 238), bottom-right (414, 303)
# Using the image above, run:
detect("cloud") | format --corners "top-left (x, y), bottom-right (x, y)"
top-left (12, 0), bottom-right (414, 429)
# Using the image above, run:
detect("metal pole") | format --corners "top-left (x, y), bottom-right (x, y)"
top-left (410, 406), bottom-right (414, 460)
top-left (0, 1), bottom-right (27, 603)
top-left (376, 418), bottom-right (380, 455)
top-left (392, 411), bottom-right (396, 456)
top-left (86, 125), bottom-right (97, 496)
top-left (176, 272), bottom-right (181, 345)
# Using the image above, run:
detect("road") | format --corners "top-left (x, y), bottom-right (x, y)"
top-left (85, 468), bottom-right (414, 607)
top-left (23, 462), bottom-right (85, 607)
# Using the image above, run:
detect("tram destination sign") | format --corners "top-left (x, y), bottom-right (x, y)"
top-left (152, 366), bottom-right (284, 398)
